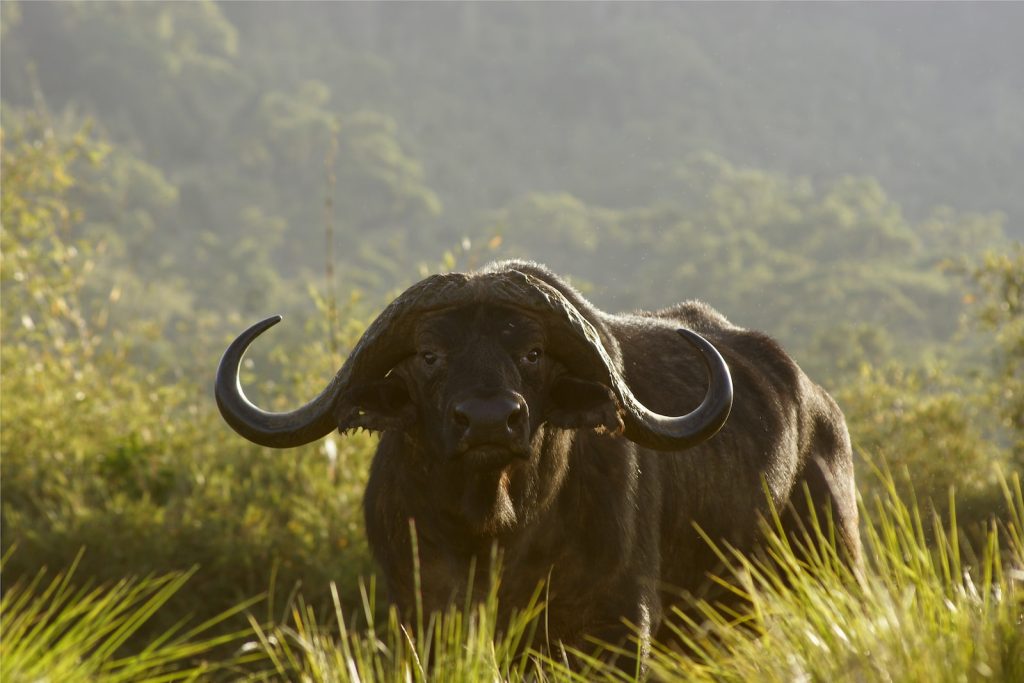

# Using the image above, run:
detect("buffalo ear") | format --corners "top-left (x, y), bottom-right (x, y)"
top-left (546, 376), bottom-right (624, 435)
top-left (338, 376), bottom-right (415, 433)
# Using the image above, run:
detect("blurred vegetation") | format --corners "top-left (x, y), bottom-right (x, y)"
top-left (1, 1), bottom-right (1022, 676)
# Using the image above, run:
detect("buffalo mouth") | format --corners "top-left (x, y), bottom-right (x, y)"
top-left (454, 443), bottom-right (531, 473)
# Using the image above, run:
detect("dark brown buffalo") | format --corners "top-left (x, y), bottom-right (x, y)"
top-left (215, 260), bottom-right (860, 663)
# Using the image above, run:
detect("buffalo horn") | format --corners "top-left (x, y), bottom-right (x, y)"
top-left (215, 268), bottom-right (732, 451)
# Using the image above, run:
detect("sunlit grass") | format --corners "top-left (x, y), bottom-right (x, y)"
top-left (647, 467), bottom-right (1024, 682)
top-left (244, 547), bottom-right (549, 682)
top-left (0, 550), bottom-right (261, 682)
top-left (4, 469), bottom-right (1021, 682)
top-left (239, 468), bottom-right (1024, 682)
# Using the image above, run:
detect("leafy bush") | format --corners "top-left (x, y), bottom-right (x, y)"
top-left (1, 115), bottom-right (379, 643)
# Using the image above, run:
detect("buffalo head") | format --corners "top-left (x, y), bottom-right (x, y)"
top-left (215, 266), bottom-right (733, 529)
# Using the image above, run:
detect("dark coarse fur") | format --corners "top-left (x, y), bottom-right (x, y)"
top-left (361, 260), bottom-right (861, 662)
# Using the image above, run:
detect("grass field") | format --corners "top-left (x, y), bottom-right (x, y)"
top-left (4, 467), bottom-right (1022, 682)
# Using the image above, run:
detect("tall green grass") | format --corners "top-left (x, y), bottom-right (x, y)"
top-left (4, 470), bottom-right (1022, 682)
top-left (646, 469), bottom-right (1024, 682)
top-left (0, 551), bottom-right (260, 682)
top-left (244, 575), bottom-right (545, 682)
top-left (245, 469), bottom-right (1024, 682)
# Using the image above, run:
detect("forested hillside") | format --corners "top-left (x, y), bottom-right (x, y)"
top-left (2, 3), bottom-right (1022, 678)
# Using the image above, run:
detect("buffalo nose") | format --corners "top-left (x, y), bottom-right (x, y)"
top-left (452, 394), bottom-right (527, 445)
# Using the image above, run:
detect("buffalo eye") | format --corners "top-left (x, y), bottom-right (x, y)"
top-left (421, 351), bottom-right (439, 367)
top-left (521, 348), bottom-right (542, 365)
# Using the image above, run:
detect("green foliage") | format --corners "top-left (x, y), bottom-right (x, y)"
top-left (207, 3), bottom-right (1023, 228)
top-left (826, 244), bottom-right (1024, 526)
top-left (486, 154), bottom-right (1004, 364)
top-left (963, 245), bottom-right (1024, 462)
top-left (837, 363), bottom-right (1004, 520)
top-left (1, 114), bottom-right (106, 345)
top-left (1, 116), bottom-right (379, 646)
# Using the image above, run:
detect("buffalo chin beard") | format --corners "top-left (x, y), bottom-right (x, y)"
top-left (460, 467), bottom-right (518, 535)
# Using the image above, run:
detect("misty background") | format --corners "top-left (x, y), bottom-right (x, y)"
top-left (2, 1), bottom-right (1022, 653)
top-left (3, 2), bottom-right (1021, 345)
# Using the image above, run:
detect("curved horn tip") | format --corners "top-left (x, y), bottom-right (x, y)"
top-left (215, 312), bottom-right (338, 448)
top-left (257, 314), bottom-right (284, 330)
top-left (232, 315), bottom-right (283, 343)
top-left (220, 315), bottom-right (285, 355)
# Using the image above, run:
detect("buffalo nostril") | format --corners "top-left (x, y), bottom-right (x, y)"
top-left (453, 406), bottom-right (471, 429)
top-left (507, 405), bottom-right (524, 430)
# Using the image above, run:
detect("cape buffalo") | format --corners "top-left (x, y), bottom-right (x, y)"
top-left (215, 260), bottom-right (860, 663)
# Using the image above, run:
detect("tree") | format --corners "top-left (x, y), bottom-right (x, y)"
top-left (964, 244), bottom-right (1024, 464)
